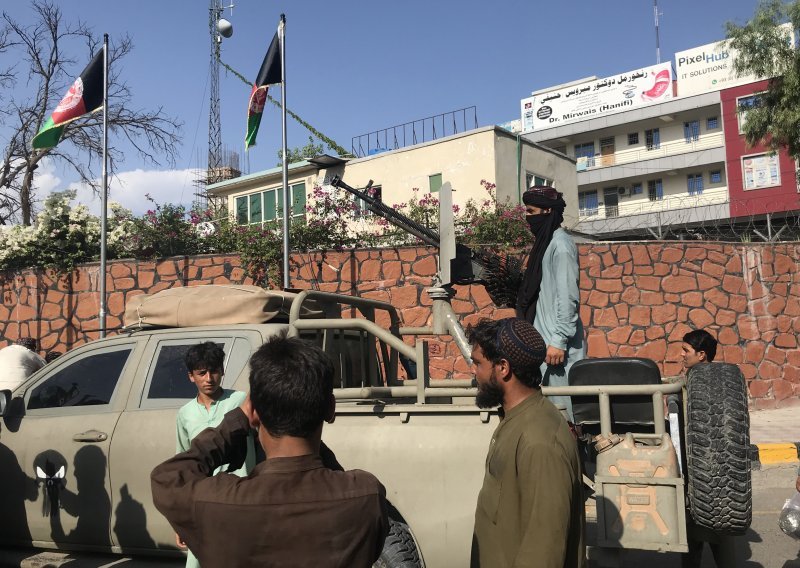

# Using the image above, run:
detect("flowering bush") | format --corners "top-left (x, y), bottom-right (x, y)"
top-left (373, 188), bottom-right (454, 247)
top-left (0, 191), bottom-right (134, 273)
top-left (292, 185), bottom-right (359, 251)
top-left (0, 178), bottom-right (529, 282)
top-left (459, 180), bottom-right (529, 250)
top-left (126, 196), bottom-right (200, 258)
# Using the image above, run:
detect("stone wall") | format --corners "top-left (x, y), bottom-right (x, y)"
top-left (1, 242), bottom-right (798, 408)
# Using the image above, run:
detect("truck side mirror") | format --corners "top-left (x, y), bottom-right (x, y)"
top-left (0, 389), bottom-right (10, 417)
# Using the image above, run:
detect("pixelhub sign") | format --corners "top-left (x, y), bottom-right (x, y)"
top-left (675, 38), bottom-right (761, 97)
top-left (677, 49), bottom-right (730, 77)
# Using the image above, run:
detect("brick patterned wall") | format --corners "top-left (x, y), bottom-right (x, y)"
top-left (1, 243), bottom-right (798, 407)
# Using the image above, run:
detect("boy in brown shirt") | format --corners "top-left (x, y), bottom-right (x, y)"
top-left (152, 334), bottom-right (388, 567)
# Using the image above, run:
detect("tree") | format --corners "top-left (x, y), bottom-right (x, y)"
top-left (276, 136), bottom-right (323, 167)
top-left (726, 1), bottom-right (800, 160)
top-left (0, 1), bottom-right (182, 225)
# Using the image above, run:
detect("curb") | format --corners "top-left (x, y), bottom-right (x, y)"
top-left (749, 442), bottom-right (800, 468)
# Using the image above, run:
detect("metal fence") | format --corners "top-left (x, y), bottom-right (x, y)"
top-left (351, 107), bottom-right (479, 158)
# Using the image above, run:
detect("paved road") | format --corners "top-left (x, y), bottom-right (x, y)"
top-left (587, 464), bottom-right (800, 568)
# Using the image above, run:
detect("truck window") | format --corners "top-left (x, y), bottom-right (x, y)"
top-left (27, 347), bottom-right (132, 410)
top-left (139, 337), bottom-right (252, 409)
top-left (146, 343), bottom-right (225, 399)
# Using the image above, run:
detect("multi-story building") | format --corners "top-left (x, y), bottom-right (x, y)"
top-left (520, 35), bottom-right (800, 240)
top-left (208, 125), bottom-right (578, 232)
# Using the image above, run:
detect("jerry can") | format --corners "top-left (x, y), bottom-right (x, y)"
top-left (593, 432), bottom-right (688, 552)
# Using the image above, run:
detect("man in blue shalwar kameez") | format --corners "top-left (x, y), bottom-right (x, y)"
top-left (516, 185), bottom-right (585, 422)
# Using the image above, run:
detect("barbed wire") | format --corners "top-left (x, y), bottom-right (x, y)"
top-left (571, 197), bottom-right (800, 242)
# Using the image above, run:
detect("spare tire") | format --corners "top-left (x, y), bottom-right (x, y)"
top-left (373, 519), bottom-right (423, 568)
top-left (685, 362), bottom-right (752, 534)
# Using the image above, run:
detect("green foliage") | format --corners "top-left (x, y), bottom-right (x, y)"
top-left (459, 180), bottom-right (529, 249)
top-left (291, 184), bottom-right (359, 251)
top-left (0, 179), bottom-right (528, 284)
top-left (126, 196), bottom-right (199, 258)
top-left (277, 136), bottom-right (324, 167)
top-left (0, 190), bottom-right (133, 274)
top-left (228, 222), bottom-right (283, 287)
top-left (726, 1), bottom-right (800, 159)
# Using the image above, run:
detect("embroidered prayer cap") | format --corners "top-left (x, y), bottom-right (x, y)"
top-left (494, 318), bottom-right (547, 369)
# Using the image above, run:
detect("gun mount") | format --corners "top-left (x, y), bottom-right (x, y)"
top-left (329, 175), bottom-right (521, 304)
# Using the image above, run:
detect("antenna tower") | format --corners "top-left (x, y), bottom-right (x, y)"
top-left (208, 0), bottom-right (223, 186)
top-left (654, 0), bottom-right (662, 64)
top-left (196, 0), bottom-right (239, 212)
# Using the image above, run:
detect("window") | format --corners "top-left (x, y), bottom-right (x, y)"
top-left (687, 173), bottom-right (704, 196)
top-left (737, 94), bottom-right (763, 132)
top-left (707, 117), bottom-right (719, 130)
top-left (628, 132), bottom-right (639, 145)
top-left (647, 179), bottom-right (663, 201)
top-left (146, 344), bottom-right (224, 400)
top-left (684, 120), bottom-right (700, 143)
top-left (235, 183), bottom-right (307, 225)
top-left (525, 172), bottom-right (554, 189)
top-left (141, 338), bottom-right (254, 408)
top-left (264, 190), bottom-right (277, 221)
top-left (742, 153), bottom-right (780, 190)
top-left (236, 196), bottom-right (248, 224)
top-left (574, 142), bottom-right (596, 167)
top-left (429, 173), bottom-right (442, 193)
top-left (631, 182), bottom-right (643, 195)
top-left (710, 170), bottom-right (722, 184)
top-left (578, 190), bottom-right (598, 216)
top-left (249, 193), bottom-right (262, 224)
top-left (354, 185), bottom-right (382, 218)
top-left (28, 347), bottom-right (132, 409)
top-left (645, 129), bottom-right (660, 150)
top-left (291, 182), bottom-right (307, 216)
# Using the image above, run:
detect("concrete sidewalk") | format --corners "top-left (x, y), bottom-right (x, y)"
top-left (749, 406), bottom-right (800, 466)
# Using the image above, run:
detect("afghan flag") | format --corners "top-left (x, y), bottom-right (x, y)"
top-left (32, 47), bottom-right (104, 150)
top-left (245, 27), bottom-right (283, 150)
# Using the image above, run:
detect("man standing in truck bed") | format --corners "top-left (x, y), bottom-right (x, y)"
top-left (468, 318), bottom-right (585, 568)
top-left (516, 185), bottom-right (585, 422)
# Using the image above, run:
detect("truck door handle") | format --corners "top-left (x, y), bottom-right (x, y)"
top-left (72, 430), bottom-right (108, 443)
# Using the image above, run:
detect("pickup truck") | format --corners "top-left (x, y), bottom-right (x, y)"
top-left (0, 286), bottom-right (490, 567)
top-left (0, 284), bottom-right (752, 567)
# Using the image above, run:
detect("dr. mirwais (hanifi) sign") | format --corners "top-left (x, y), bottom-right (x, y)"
top-left (520, 62), bottom-right (673, 133)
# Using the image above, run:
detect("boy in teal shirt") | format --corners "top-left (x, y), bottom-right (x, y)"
top-left (175, 341), bottom-right (255, 567)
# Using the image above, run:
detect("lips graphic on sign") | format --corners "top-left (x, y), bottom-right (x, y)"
top-left (640, 69), bottom-right (671, 102)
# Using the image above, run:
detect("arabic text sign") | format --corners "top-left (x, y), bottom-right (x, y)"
top-left (521, 63), bottom-right (673, 133)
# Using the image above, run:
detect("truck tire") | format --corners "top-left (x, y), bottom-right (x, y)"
top-left (373, 519), bottom-right (422, 568)
top-left (685, 362), bottom-right (752, 535)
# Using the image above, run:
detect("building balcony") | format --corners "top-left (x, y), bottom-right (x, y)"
top-left (575, 186), bottom-right (731, 238)
top-left (579, 185), bottom-right (729, 219)
top-left (576, 131), bottom-right (724, 172)
top-left (577, 145), bottom-right (726, 186)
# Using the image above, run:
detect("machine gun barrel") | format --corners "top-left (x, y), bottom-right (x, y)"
top-left (329, 176), bottom-right (521, 304)
top-left (329, 175), bottom-right (441, 248)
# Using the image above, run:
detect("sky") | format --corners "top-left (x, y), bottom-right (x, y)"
top-left (0, 0), bottom-right (767, 218)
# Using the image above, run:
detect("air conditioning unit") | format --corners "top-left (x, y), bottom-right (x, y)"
top-left (618, 186), bottom-right (628, 196)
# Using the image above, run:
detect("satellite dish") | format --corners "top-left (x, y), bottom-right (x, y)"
top-left (196, 221), bottom-right (217, 238)
top-left (217, 18), bottom-right (233, 38)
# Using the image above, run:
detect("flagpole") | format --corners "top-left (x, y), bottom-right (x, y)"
top-left (279, 14), bottom-right (289, 290)
top-left (99, 34), bottom-right (109, 338)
